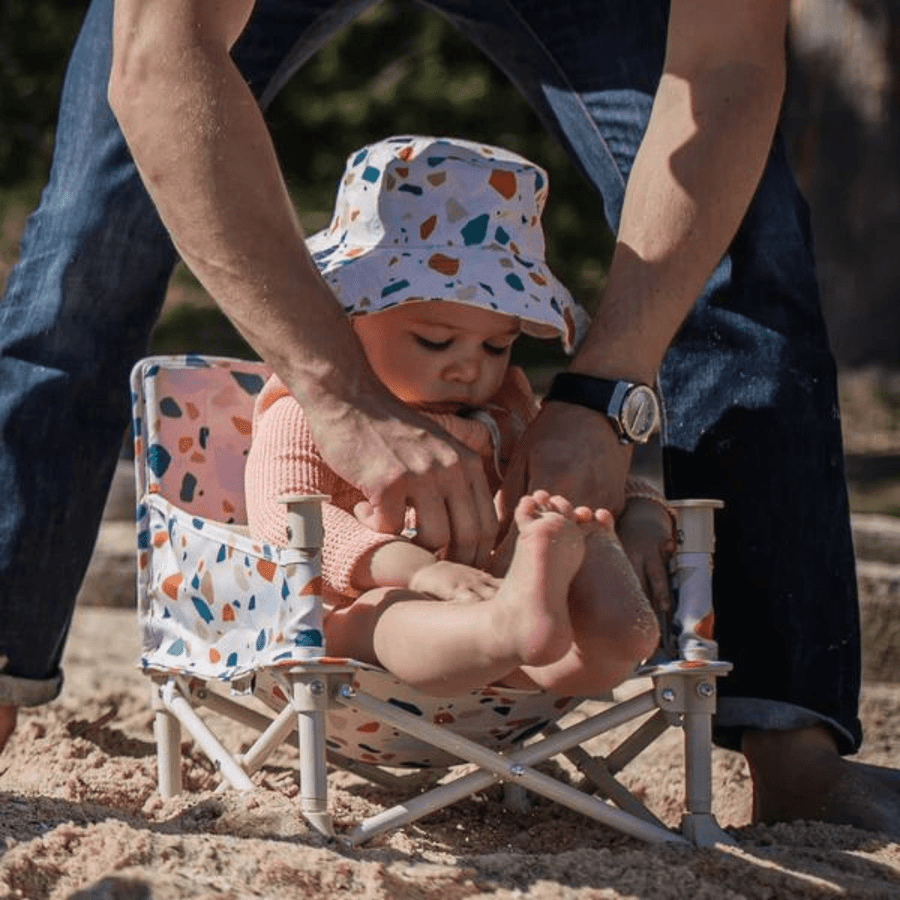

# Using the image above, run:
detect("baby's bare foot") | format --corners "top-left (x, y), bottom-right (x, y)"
top-left (491, 491), bottom-right (605, 667)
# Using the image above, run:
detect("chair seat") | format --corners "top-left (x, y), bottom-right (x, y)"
top-left (254, 668), bottom-right (580, 768)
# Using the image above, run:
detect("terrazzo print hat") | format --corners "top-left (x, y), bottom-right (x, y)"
top-left (306, 136), bottom-right (589, 352)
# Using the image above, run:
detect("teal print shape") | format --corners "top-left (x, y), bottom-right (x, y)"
top-left (192, 596), bottom-right (214, 624)
top-left (461, 214), bottom-right (489, 246)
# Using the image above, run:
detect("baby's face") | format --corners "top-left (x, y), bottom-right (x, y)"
top-left (352, 301), bottom-right (520, 412)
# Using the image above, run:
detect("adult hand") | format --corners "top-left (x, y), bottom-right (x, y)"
top-left (306, 392), bottom-right (498, 569)
top-left (493, 400), bottom-right (632, 572)
top-left (616, 498), bottom-right (677, 616)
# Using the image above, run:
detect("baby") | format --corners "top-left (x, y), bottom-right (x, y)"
top-left (246, 136), bottom-right (672, 697)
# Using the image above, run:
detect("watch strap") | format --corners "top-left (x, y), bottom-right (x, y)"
top-left (543, 372), bottom-right (631, 417)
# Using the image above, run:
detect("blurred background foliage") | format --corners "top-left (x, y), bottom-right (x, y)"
top-left (0, 0), bottom-right (613, 381)
top-left (0, 1), bottom-right (89, 188)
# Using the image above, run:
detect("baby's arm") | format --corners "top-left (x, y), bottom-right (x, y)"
top-left (353, 541), bottom-right (501, 605)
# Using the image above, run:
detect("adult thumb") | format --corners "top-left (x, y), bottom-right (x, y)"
top-left (354, 498), bottom-right (405, 534)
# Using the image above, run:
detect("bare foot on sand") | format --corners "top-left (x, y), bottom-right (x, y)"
top-left (0, 704), bottom-right (17, 754)
top-left (497, 490), bottom-right (602, 667)
top-left (744, 725), bottom-right (900, 839)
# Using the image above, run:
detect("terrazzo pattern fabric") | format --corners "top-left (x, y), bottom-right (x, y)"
top-left (140, 496), bottom-right (325, 679)
top-left (132, 356), bottom-right (325, 680)
top-left (306, 136), bottom-right (590, 351)
top-left (256, 669), bottom-right (580, 768)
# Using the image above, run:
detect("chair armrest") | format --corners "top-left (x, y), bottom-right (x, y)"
top-left (276, 494), bottom-right (330, 552)
top-left (668, 500), bottom-right (724, 662)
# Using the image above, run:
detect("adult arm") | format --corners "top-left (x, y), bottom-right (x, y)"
top-left (107, 0), bottom-right (497, 566)
top-left (499, 0), bottom-right (788, 524)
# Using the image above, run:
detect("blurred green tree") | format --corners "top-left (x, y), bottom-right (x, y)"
top-left (0, 0), bottom-right (90, 186)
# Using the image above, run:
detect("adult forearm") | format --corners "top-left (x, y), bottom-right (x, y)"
top-left (573, 59), bottom-right (785, 384)
top-left (108, 7), bottom-right (364, 406)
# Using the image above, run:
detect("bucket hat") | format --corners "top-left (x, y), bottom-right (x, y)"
top-left (306, 136), bottom-right (588, 352)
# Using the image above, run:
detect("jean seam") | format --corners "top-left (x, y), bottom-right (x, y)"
top-left (492, 0), bottom-right (626, 191)
top-left (257, 0), bottom-right (385, 108)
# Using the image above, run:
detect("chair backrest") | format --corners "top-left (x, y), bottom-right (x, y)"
top-left (131, 355), bottom-right (272, 525)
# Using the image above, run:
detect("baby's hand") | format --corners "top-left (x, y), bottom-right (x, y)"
top-left (616, 498), bottom-right (677, 616)
top-left (409, 561), bottom-right (501, 604)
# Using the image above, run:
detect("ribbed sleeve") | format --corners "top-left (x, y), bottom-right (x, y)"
top-left (245, 378), bottom-right (399, 602)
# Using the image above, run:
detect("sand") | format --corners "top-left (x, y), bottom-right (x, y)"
top-left (0, 607), bottom-right (898, 899)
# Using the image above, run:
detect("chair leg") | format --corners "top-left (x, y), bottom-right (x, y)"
top-left (681, 695), bottom-right (736, 846)
top-left (152, 677), bottom-right (182, 798)
top-left (502, 742), bottom-right (532, 814)
top-left (655, 672), bottom-right (736, 847)
top-left (161, 678), bottom-right (256, 792)
top-left (289, 672), bottom-right (334, 838)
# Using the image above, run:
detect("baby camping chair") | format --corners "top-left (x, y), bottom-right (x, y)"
top-left (131, 354), bottom-right (733, 848)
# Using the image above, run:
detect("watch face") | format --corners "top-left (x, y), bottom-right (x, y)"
top-left (620, 385), bottom-right (661, 442)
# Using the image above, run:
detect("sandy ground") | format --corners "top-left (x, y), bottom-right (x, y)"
top-left (0, 607), bottom-right (896, 900)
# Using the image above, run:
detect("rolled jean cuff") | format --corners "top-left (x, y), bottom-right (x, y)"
top-left (0, 669), bottom-right (63, 707)
top-left (715, 697), bottom-right (859, 756)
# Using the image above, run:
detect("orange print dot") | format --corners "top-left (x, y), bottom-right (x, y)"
top-left (232, 416), bottom-right (252, 436)
top-left (420, 215), bottom-right (437, 240)
top-left (427, 253), bottom-right (460, 276)
top-left (489, 169), bottom-right (517, 199)
top-left (696, 613), bottom-right (715, 640)
top-left (256, 559), bottom-right (276, 582)
top-left (161, 573), bottom-right (183, 600)
top-left (301, 576), bottom-right (323, 596)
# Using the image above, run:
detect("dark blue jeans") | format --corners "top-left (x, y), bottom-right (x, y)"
top-left (0, 0), bottom-right (861, 753)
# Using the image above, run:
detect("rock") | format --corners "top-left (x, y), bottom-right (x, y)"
top-left (857, 560), bottom-right (900, 684)
top-left (852, 513), bottom-right (900, 565)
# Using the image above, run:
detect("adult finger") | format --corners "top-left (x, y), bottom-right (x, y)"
top-left (404, 484), bottom-right (452, 555)
top-left (443, 465), bottom-right (498, 568)
top-left (353, 494), bottom-right (408, 536)
top-left (496, 450), bottom-right (527, 538)
top-left (646, 557), bottom-right (673, 614)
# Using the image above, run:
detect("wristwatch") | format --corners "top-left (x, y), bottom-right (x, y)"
top-left (543, 372), bottom-right (661, 444)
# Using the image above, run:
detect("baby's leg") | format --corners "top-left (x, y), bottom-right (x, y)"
top-left (519, 507), bottom-right (661, 697)
top-left (324, 492), bottom-right (592, 696)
